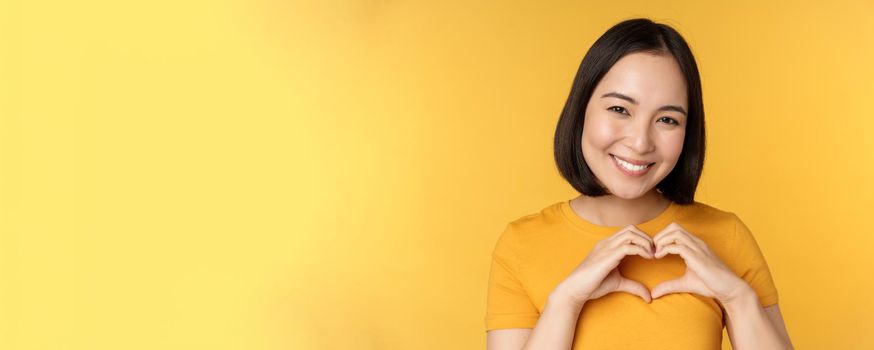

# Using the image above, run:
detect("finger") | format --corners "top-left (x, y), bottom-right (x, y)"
top-left (609, 225), bottom-right (651, 242)
top-left (652, 222), bottom-right (677, 241)
top-left (617, 276), bottom-right (653, 303)
top-left (651, 277), bottom-right (687, 299)
top-left (616, 243), bottom-right (654, 260)
top-left (625, 226), bottom-right (656, 252)
top-left (654, 231), bottom-right (702, 255)
top-left (608, 227), bottom-right (654, 250)
top-left (653, 242), bottom-right (695, 260)
top-left (653, 222), bottom-right (688, 241)
top-left (652, 230), bottom-right (682, 255)
top-left (623, 225), bottom-right (654, 241)
top-left (608, 233), bottom-right (655, 251)
top-left (654, 222), bottom-right (704, 245)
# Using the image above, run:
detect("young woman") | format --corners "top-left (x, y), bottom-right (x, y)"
top-left (485, 18), bottom-right (794, 349)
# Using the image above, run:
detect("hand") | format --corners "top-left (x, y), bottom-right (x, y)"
top-left (554, 225), bottom-right (655, 307)
top-left (650, 222), bottom-right (750, 305)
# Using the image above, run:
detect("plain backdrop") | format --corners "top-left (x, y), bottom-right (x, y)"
top-left (1, 0), bottom-right (872, 349)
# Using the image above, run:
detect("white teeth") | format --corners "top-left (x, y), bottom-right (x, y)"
top-left (614, 155), bottom-right (650, 172)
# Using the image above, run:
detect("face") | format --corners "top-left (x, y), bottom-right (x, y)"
top-left (581, 51), bottom-right (688, 199)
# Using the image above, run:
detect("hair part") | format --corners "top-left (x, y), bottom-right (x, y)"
top-left (553, 18), bottom-right (705, 205)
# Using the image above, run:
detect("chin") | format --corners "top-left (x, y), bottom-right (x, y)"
top-left (605, 185), bottom-right (654, 200)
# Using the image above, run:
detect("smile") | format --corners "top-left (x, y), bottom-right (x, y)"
top-left (611, 154), bottom-right (655, 176)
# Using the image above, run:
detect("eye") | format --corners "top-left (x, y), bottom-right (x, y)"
top-left (658, 116), bottom-right (680, 126)
top-left (608, 106), bottom-right (629, 115)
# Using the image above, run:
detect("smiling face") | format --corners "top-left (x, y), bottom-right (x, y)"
top-left (581, 51), bottom-right (688, 199)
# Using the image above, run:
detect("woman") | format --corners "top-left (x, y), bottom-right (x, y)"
top-left (485, 18), bottom-right (794, 349)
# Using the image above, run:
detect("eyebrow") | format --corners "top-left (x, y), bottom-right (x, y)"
top-left (601, 91), bottom-right (688, 116)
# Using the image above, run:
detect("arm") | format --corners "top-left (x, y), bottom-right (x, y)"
top-left (520, 289), bottom-right (585, 350)
top-left (486, 287), bottom-right (584, 350)
top-left (487, 227), bottom-right (654, 350)
top-left (762, 304), bottom-right (794, 348)
top-left (723, 286), bottom-right (794, 350)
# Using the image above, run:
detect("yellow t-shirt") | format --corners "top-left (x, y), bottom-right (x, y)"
top-left (484, 199), bottom-right (779, 349)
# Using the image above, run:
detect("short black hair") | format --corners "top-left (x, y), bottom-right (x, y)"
top-left (553, 18), bottom-right (705, 205)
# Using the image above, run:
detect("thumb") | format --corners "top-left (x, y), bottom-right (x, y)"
top-left (616, 277), bottom-right (652, 303)
top-left (651, 278), bottom-right (687, 299)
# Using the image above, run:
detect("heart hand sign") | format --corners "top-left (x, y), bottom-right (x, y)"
top-left (553, 222), bottom-right (751, 308)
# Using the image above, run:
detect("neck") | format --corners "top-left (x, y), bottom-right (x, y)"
top-left (570, 190), bottom-right (671, 227)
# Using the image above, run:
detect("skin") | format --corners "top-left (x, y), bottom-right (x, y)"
top-left (573, 50), bottom-right (687, 227)
top-left (488, 51), bottom-right (794, 349)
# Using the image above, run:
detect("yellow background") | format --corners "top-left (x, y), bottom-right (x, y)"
top-left (1, 0), bottom-right (872, 349)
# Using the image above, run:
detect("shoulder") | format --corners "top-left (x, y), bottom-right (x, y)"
top-left (670, 201), bottom-right (750, 246)
top-left (677, 201), bottom-right (745, 234)
top-left (499, 201), bottom-right (567, 244)
top-left (675, 200), bottom-right (743, 227)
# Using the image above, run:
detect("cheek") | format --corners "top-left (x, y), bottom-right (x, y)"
top-left (659, 131), bottom-right (686, 161)
top-left (582, 115), bottom-right (622, 149)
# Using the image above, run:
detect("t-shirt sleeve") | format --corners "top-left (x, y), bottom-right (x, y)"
top-left (730, 213), bottom-right (779, 308)
top-left (485, 223), bottom-right (540, 331)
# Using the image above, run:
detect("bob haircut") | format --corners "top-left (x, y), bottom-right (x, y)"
top-left (554, 18), bottom-right (705, 205)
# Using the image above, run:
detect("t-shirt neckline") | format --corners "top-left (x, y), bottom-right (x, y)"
top-left (559, 198), bottom-right (680, 237)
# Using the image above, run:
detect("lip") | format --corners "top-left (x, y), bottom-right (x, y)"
top-left (611, 154), bottom-right (654, 177)
top-left (610, 154), bottom-right (655, 166)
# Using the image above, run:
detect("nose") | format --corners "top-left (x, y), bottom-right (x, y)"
top-left (625, 119), bottom-right (655, 154)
